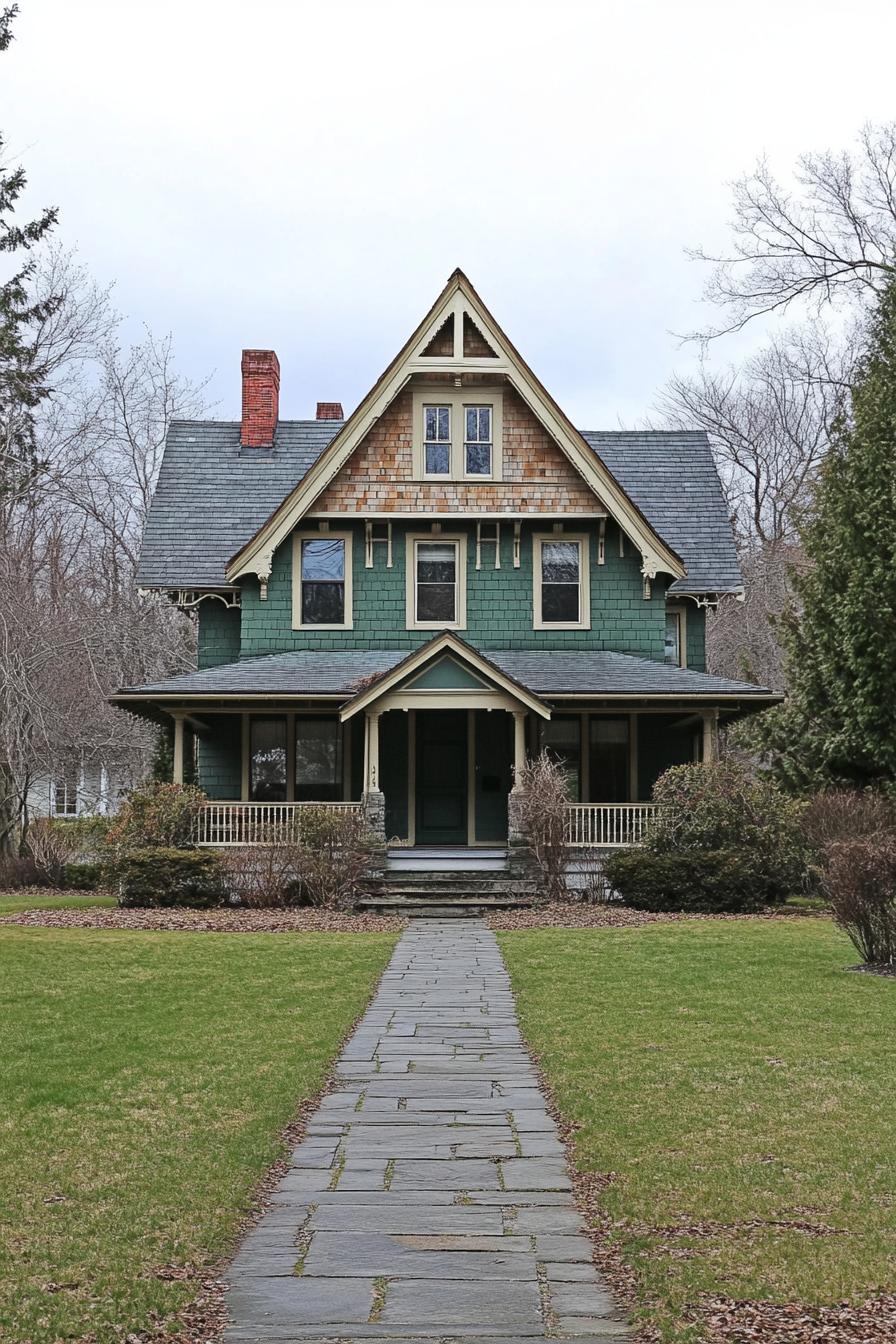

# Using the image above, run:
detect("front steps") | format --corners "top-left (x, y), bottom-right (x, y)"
top-left (360, 846), bottom-right (536, 917)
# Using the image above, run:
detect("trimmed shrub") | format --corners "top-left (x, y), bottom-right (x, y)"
top-left (106, 782), bottom-right (206, 850)
top-left (648, 761), bottom-right (807, 901)
top-left (604, 847), bottom-right (771, 914)
top-left (53, 814), bottom-right (112, 855)
top-left (824, 840), bottom-right (896, 965)
top-left (63, 861), bottom-right (106, 891)
top-left (117, 847), bottom-right (225, 908)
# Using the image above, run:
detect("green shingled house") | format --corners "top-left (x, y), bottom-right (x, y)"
top-left (113, 272), bottom-right (780, 856)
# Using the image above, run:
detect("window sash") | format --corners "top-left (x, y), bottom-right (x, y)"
top-left (664, 611), bottom-right (683, 666)
top-left (415, 540), bottom-right (458, 624)
top-left (299, 537), bottom-right (346, 626)
top-left (423, 404), bottom-right (452, 476)
top-left (540, 540), bottom-right (582, 624)
top-left (464, 406), bottom-right (493, 476)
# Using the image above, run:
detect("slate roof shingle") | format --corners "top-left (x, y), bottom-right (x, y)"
top-left (137, 421), bottom-right (742, 594)
top-left (115, 647), bottom-right (776, 701)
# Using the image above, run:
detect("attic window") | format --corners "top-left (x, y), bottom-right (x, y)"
top-left (424, 405), bottom-right (451, 476)
top-left (412, 389), bottom-right (503, 481)
top-left (464, 406), bottom-right (492, 476)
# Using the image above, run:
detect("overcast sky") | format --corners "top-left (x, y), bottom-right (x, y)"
top-left (4, 0), bottom-right (896, 427)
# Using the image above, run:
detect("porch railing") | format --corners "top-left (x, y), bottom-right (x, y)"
top-left (194, 801), bottom-right (362, 847)
top-left (565, 803), bottom-right (657, 847)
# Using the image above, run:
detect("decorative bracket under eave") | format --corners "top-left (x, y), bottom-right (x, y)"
top-left (255, 553), bottom-right (274, 601)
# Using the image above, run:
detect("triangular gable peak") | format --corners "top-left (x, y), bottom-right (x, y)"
top-left (339, 631), bottom-right (551, 721)
top-left (226, 272), bottom-right (685, 586)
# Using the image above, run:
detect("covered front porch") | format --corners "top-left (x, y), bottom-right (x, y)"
top-left (112, 631), bottom-right (781, 851)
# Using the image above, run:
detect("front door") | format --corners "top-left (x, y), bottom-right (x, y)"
top-left (416, 710), bottom-right (468, 845)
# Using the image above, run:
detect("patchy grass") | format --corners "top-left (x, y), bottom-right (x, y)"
top-left (0, 887), bottom-right (115, 914)
top-left (0, 926), bottom-right (396, 1343)
top-left (499, 918), bottom-right (896, 1342)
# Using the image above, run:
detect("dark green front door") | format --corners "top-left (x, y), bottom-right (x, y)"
top-left (416, 710), bottom-right (468, 845)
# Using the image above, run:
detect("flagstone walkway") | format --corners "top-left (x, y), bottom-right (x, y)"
top-left (224, 920), bottom-right (630, 1342)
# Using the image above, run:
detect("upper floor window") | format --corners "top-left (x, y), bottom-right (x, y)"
top-left (664, 607), bottom-right (686, 667)
top-left (292, 531), bottom-right (353, 629)
top-left (424, 405), bottom-right (451, 476)
top-left (412, 388), bottom-right (503, 480)
top-left (406, 534), bottom-right (467, 629)
top-left (533, 534), bottom-right (590, 630)
top-left (465, 406), bottom-right (492, 476)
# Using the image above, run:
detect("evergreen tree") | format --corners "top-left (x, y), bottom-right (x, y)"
top-left (758, 282), bottom-right (896, 789)
top-left (0, 5), bottom-right (59, 494)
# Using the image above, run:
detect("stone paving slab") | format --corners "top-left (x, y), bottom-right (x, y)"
top-left (223, 920), bottom-right (629, 1343)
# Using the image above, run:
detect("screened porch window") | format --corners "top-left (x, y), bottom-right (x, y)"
top-left (539, 716), bottom-right (581, 800)
top-left (589, 717), bottom-right (630, 803)
top-left (250, 717), bottom-right (287, 801)
top-left (295, 717), bottom-right (343, 802)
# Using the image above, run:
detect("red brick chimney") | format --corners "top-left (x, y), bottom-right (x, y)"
top-left (316, 401), bottom-right (344, 420)
top-left (240, 349), bottom-right (280, 447)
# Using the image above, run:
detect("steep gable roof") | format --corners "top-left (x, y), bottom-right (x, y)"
top-left (224, 271), bottom-right (684, 586)
top-left (136, 423), bottom-right (742, 595)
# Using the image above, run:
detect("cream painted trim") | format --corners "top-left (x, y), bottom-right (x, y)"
top-left (532, 533), bottom-right (591, 631)
top-left (372, 689), bottom-right (523, 714)
top-left (666, 603), bottom-right (687, 668)
top-left (411, 386), bottom-right (504, 481)
top-left (224, 272), bottom-right (684, 585)
top-left (405, 533), bottom-right (467, 631)
top-left (292, 530), bottom-right (353, 630)
top-left (339, 630), bottom-right (551, 722)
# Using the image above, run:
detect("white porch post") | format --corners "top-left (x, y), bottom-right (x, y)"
top-left (366, 710), bottom-right (381, 792)
top-left (172, 713), bottom-right (186, 785)
top-left (702, 709), bottom-right (719, 764)
top-left (512, 710), bottom-right (527, 781)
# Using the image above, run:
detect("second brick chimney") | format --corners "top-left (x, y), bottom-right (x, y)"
top-left (241, 349), bottom-right (280, 447)
top-left (316, 401), bottom-right (344, 420)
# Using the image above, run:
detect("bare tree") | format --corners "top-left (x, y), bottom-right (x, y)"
top-left (690, 122), bottom-right (896, 339)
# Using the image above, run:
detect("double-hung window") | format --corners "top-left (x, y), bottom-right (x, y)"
top-left (293, 531), bottom-right (353, 629)
top-left (464, 406), bottom-right (492, 476)
top-left (534, 534), bottom-right (590, 629)
top-left (664, 607), bottom-right (686, 667)
top-left (423, 405), bottom-right (451, 476)
top-left (407, 535), bottom-right (466, 629)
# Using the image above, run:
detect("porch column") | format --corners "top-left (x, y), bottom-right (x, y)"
top-left (366, 710), bottom-right (381, 792)
top-left (172, 712), bottom-right (186, 785)
top-left (702, 709), bottom-right (719, 764)
top-left (512, 710), bottom-right (527, 781)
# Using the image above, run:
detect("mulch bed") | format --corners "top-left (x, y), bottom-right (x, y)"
top-left (0, 906), bottom-right (405, 933)
top-left (486, 902), bottom-right (826, 930)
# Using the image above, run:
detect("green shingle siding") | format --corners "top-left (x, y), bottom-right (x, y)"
top-left (198, 604), bottom-right (242, 669)
top-left (197, 713), bottom-right (242, 798)
top-left (238, 520), bottom-right (670, 660)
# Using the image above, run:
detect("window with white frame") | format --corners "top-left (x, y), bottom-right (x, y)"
top-left (464, 406), bottom-right (492, 476)
top-left (412, 389), bottom-right (502, 480)
top-left (664, 607), bottom-right (686, 666)
top-left (292, 531), bottom-right (353, 629)
top-left (423, 405), bottom-right (452, 476)
top-left (533, 534), bottom-right (590, 629)
top-left (406, 535), bottom-right (466, 628)
top-left (53, 770), bottom-right (78, 817)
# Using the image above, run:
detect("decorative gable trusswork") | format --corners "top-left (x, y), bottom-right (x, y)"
top-left (225, 271), bottom-right (685, 591)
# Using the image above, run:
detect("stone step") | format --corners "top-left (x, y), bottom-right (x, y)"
top-left (358, 895), bottom-right (534, 918)
top-left (374, 876), bottom-right (532, 894)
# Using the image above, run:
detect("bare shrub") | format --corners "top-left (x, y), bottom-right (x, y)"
top-left (824, 840), bottom-right (896, 966)
top-left (294, 807), bottom-right (376, 911)
top-left (221, 839), bottom-right (302, 909)
top-left (25, 819), bottom-right (78, 885)
top-left (512, 752), bottom-right (570, 903)
top-left (801, 790), bottom-right (896, 851)
top-left (0, 855), bottom-right (42, 889)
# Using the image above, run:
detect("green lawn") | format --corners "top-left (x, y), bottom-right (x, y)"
top-left (500, 919), bottom-right (896, 1342)
top-left (0, 926), bottom-right (396, 1343)
top-left (0, 888), bottom-right (116, 914)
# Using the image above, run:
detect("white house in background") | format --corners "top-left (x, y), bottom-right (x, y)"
top-left (27, 762), bottom-right (128, 820)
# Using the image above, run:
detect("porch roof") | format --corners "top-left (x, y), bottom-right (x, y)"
top-left (112, 644), bottom-right (782, 707)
